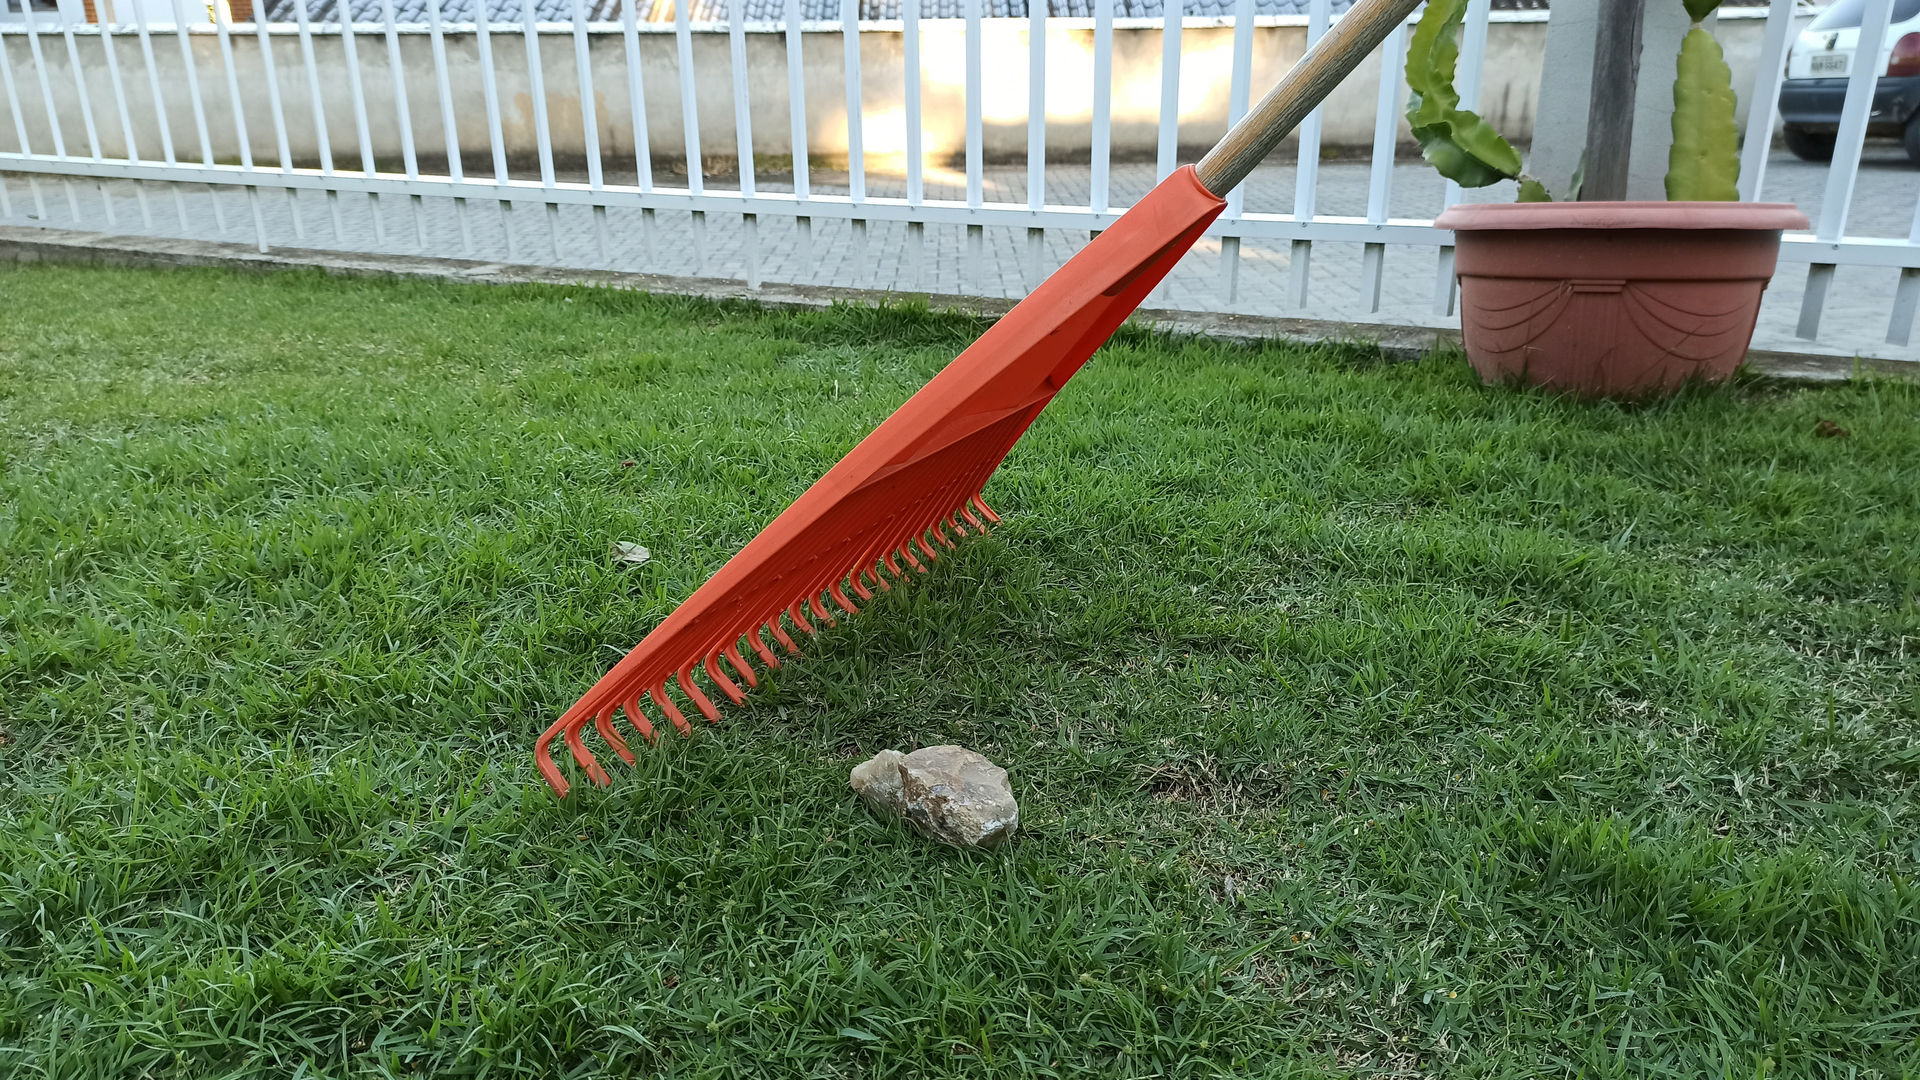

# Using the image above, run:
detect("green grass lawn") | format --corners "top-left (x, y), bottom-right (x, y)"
top-left (2, 263), bottom-right (1918, 1079)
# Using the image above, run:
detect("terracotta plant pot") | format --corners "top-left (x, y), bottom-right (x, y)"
top-left (1433, 201), bottom-right (1810, 397)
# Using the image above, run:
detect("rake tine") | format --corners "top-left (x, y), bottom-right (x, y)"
top-left (747, 628), bottom-right (781, 669)
top-left (829, 580), bottom-right (860, 616)
top-left (677, 667), bottom-right (723, 720)
top-left (651, 682), bottom-right (694, 735)
top-left (915, 534), bottom-right (939, 561)
top-left (807, 593), bottom-right (836, 627)
top-left (768, 618), bottom-right (802, 656)
top-left (860, 517), bottom-right (918, 585)
top-left (622, 693), bottom-right (658, 742)
top-left (593, 703), bottom-right (637, 765)
top-left (535, 728), bottom-right (574, 797)
top-left (972, 494), bottom-right (999, 523)
top-left (705, 653), bottom-right (747, 705)
top-left (933, 521), bottom-right (956, 549)
top-left (564, 720), bottom-right (612, 788)
top-left (960, 502), bottom-right (985, 530)
top-left (723, 644), bottom-right (758, 688)
top-left (788, 599), bottom-right (815, 636)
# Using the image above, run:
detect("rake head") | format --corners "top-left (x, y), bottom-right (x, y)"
top-left (534, 166), bottom-right (1226, 796)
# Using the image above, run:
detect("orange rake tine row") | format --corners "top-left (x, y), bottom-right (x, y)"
top-left (535, 0), bottom-right (1423, 796)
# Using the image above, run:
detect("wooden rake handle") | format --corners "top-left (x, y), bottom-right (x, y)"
top-left (1195, 0), bottom-right (1425, 198)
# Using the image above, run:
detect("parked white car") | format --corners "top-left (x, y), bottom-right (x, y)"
top-left (1779, 0), bottom-right (1920, 163)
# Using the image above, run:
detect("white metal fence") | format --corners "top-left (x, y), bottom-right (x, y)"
top-left (2, 0), bottom-right (1917, 353)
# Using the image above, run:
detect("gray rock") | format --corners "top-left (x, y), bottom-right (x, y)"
top-left (849, 748), bottom-right (908, 811)
top-left (850, 745), bottom-right (1018, 849)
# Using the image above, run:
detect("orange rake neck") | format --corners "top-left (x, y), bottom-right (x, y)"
top-left (536, 166), bottom-right (1226, 797)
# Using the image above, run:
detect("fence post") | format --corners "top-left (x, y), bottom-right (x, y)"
top-left (1531, 0), bottom-right (1684, 202)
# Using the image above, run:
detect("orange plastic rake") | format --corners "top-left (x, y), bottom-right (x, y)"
top-left (535, 0), bottom-right (1423, 797)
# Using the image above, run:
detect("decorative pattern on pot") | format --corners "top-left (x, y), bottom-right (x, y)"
top-left (1459, 273), bottom-right (1773, 395)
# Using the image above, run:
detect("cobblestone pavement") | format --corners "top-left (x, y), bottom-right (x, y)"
top-left (5, 145), bottom-right (1915, 361)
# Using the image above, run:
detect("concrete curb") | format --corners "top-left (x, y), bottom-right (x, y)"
top-left (2, 224), bottom-right (1910, 384)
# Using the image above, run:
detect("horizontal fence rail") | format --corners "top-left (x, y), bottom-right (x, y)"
top-left (1, 1), bottom-right (1916, 352)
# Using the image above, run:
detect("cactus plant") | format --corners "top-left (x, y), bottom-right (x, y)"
top-left (1408, 0), bottom-right (1745, 203)
top-left (1667, 0), bottom-right (1741, 200)
top-left (1404, 0), bottom-right (1548, 199)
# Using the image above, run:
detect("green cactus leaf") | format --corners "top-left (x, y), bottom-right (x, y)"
top-left (1404, 0), bottom-right (1522, 190)
top-left (1667, 27), bottom-right (1740, 201)
top-left (1447, 107), bottom-right (1524, 178)
top-left (1682, 0), bottom-right (1722, 23)
top-left (1406, 0), bottom-right (1466, 124)
top-left (1517, 177), bottom-right (1552, 202)
top-left (1413, 126), bottom-right (1514, 188)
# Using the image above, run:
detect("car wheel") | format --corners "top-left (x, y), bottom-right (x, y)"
top-left (1784, 126), bottom-right (1837, 162)
top-left (1906, 115), bottom-right (1920, 166)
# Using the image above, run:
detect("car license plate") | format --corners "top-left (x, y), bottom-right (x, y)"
top-left (1811, 52), bottom-right (1849, 75)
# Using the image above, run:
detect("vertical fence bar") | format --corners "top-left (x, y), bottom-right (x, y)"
top-left (1219, 0), bottom-right (1254, 303)
top-left (426, 0), bottom-right (470, 252)
top-left (1288, 0), bottom-right (1330, 307)
top-left (621, 0), bottom-right (653, 190)
top-left (1797, 0), bottom-right (1893, 340)
top-left (1150, 0), bottom-right (1182, 304)
top-left (965, 0), bottom-right (982, 288)
top-left (53, 5), bottom-right (101, 161)
top-left (729, 0), bottom-right (759, 287)
top-left (169, 0), bottom-right (214, 165)
top-left (0, 23), bottom-right (49, 219)
top-left (132, 0), bottom-right (188, 229)
top-left (1738, 0), bottom-right (1795, 202)
top-left (212, 0), bottom-right (266, 251)
top-left (335, 0), bottom-right (383, 244)
top-left (1432, 0), bottom-right (1489, 314)
top-left (1361, 17), bottom-right (1406, 313)
top-left (519, 0), bottom-right (560, 259)
top-left (573, 0), bottom-right (608, 264)
top-left (1090, 0), bottom-right (1111, 216)
top-left (51, 1), bottom-right (113, 227)
top-left (1155, 0), bottom-right (1181, 182)
top-left (19, 7), bottom-right (67, 162)
top-left (473, 0), bottom-right (514, 259)
top-left (1889, 191), bottom-right (1920, 345)
top-left (170, 0), bottom-right (225, 231)
top-left (841, 0), bottom-right (865, 280)
top-left (292, 0), bottom-right (341, 238)
top-left (675, 0), bottom-right (705, 273)
top-left (20, 3), bottom-right (81, 219)
top-left (381, 0), bottom-right (427, 250)
top-left (100, 16), bottom-right (145, 167)
top-left (1024, 0), bottom-right (1045, 286)
top-left (50, 1), bottom-right (112, 227)
top-left (904, 0), bottom-right (923, 287)
top-left (784, 0), bottom-right (808, 268)
top-left (622, 0), bottom-right (655, 262)
top-left (251, 10), bottom-right (300, 240)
